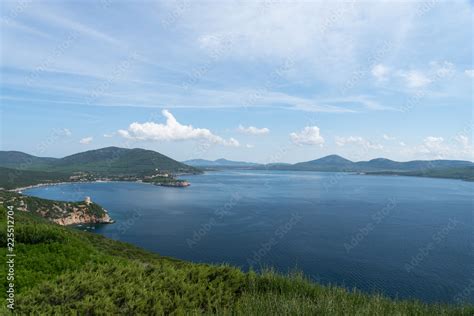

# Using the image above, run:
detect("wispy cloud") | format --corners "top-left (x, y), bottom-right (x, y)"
top-left (1, 1), bottom-right (472, 161)
top-left (399, 70), bottom-right (432, 89)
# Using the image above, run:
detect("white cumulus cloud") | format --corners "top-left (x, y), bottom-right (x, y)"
top-left (335, 136), bottom-right (383, 150)
top-left (455, 135), bottom-right (469, 148)
top-left (406, 135), bottom-right (473, 160)
top-left (383, 134), bottom-right (396, 141)
top-left (465, 69), bottom-right (474, 78)
top-left (118, 110), bottom-right (240, 147)
top-left (79, 137), bottom-right (93, 144)
top-left (371, 64), bottom-right (390, 81)
top-left (417, 136), bottom-right (447, 158)
top-left (238, 125), bottom-right (270, 135)
top-left (290, 126), bottom-right (324, 146)
top-left (399, 135), bottom-right (473, 160)
top-left (423, 136), bottom-right (444, 148)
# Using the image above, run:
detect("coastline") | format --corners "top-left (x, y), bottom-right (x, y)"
top-left (11, 180), bottom-right (119, 193)
top-left (13, 178), bottom-right (193, 194)
top-left (11, 177), bottom-right (194, 226)
top-left (13, 171), bottom-right (200, 193)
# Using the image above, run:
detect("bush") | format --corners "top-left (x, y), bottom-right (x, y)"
top-left (1, 206), bottom-right (472, 315)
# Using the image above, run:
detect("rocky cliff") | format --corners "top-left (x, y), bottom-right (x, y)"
top-left (52, 207), bottom-right (114, 226)
top-left (0, 190), bottom-right (114, 226)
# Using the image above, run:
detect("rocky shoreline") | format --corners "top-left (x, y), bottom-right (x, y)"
top-left (0, 190), bottom-right (115, 227)
top-left (53, 210), bottom-right (114, 226)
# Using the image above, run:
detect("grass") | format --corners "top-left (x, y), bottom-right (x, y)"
top-left (0, 206), bottom-right (472, 315)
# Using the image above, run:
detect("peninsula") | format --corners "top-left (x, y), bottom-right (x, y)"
top-left (0, 190), bottom-right (113, 226)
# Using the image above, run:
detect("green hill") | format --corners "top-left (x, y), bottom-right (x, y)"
top-left (0, 151), bottom-right (57, 170)
top-left (0, 206), bottom-right (471, 314)
top-left (276, 155), bottom-right (474, 173)
top-left (0, 147), bottom-right (200, 178)
top-left (0, 167), bottom-right (70, 190)
top-left (257, 155), bottom-right (474, 180)
top-left (51, 147), bottom-right (200, 175)
top-left (0, 147), bottom-right (200, 176)
top-left (292, 154), bottom-right (354, 171)
top-left (0, 147), bottom-right (201, 190)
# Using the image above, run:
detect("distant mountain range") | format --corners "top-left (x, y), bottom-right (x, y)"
top-left (266, 154), bottom-right (474, 172)
top-left (184, 154), bottom-right (473, 172)
top-left (183, 158), bottom-right (259, 168)
top-left (1, 149), bottom-right (473, 186)
top-left (0, 147), bottom-right (199, 175)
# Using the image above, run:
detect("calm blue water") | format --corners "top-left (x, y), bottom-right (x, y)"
top-left (24, 170), bottom-right (473, 304)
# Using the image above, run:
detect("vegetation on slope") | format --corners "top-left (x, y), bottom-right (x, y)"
top-left (51, 147), bottom-right (200, 175)
top-left (0, 207), bottom-right (471, 315)
top-left (0, 147), bottom-right (200, 176)
top-left (367, 166), bottom-right (474, 182)
top-left (0, 167), bottom-right (70, 190)
top-left (265, 155), bottom-right (474, 174)
top-left (0, 190), bottom-right (111, 225)
top-left (0, 151), bottom-right (57, 170)
top-left (0, 147), bottom-right (201, 190)
top-left (142, 175), bottom-right (190, 187)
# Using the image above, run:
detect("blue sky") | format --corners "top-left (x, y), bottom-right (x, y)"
top-left (0, 0), bottom-right (472, 163)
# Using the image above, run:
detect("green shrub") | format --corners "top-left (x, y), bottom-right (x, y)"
top-left (1, 206), bottom-right (472, 315)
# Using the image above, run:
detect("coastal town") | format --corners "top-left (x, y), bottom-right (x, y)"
top-left (66, 170), bottom-right (190, 187)
top-left (0, 169), bottom-right (191, 193)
